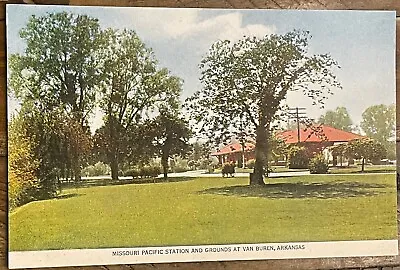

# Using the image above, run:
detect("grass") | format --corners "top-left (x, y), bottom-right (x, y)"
top-left (213, 166), bottom-right (308, 174)
top-left (329, 165), bottom-right (396, 174)
top-left (213, 165), bottom-right (396, 174)
top-left (9, 174), bottom-right (397, 251)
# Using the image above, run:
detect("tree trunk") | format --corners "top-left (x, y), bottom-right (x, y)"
top-left (240, 140), bottom-right (246, 169)
top-left (361, 157), bottom-right (365, 172)
top-left (73, 159), bottom-right (81, 182)
top-left (161, 153), bottom-right (169, 179)
top-left (110, 156), bottom-right (119, 181)
top-left (332, 155), bottom-right (337, 166)
top-left (250, 125), bottom-right (267, 186)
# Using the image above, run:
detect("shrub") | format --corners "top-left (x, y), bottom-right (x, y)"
top-left (137, 165), bottom-right (161, 178)
top-left (149, 166), bottom-right (161, 177)
top-left (222, 163), bottom-right (235, 177)
top-left (124, 168), bottom-right (140, 178)
top-left (139, 166), bottom-right (150, 178)
top-left (246, 159), bottom-right (256, 169)
top-left (288, 146), bottom-right (310, 169)
top-left (309, 154), bottom-right (329, 174)
top-left (8, 129), bottom-right (39, 209)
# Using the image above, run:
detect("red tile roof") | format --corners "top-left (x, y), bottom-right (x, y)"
top-left (211, 142), bottom-right (255, 156)
top-left (211, 125), bottom-right (365, 156)
top-left (276, 125), bottom-right (365, 144)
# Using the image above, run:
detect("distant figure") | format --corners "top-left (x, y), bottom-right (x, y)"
top-left (222, 162), bottom-right (235, 178)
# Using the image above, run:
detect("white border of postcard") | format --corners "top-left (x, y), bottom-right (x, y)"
top-left (9, 240), bottom-right (398, 268)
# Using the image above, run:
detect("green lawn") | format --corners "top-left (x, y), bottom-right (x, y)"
top-left (329, 165), bottom-right (396, 174)
top-left (213, 166), bottom-right (308, 174)
top-left (10, 174), bottom-right (397, 251)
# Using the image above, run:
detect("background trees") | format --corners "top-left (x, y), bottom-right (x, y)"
top-left (346, 139), bottom-right (387, 172)
top-left (96, 29), bottom-right (182, 180)
top-left (9, 12), bottom-right (103, 184)
top-left (360, 104), bottom-right (395, 160)
top-left (9, 12), bottom-right (188, 205)
top-left (186, 30), bottom-right (342, 185)
top-left (318, 106), bottom-right (353, 132)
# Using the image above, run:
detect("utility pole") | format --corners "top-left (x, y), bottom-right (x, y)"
top-left (288, 107), bottom-right (307, 143)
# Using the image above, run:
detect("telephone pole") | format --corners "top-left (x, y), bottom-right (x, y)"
top-left (288, 107), bottom-right (307, 143)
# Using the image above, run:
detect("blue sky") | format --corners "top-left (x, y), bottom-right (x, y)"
top-left (6, 5), bottom-right (396, 131)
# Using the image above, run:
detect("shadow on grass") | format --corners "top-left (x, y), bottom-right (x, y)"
top-left (56, 193), bottom-right (83, 200)
top-left (61, 177), bottom-right (196, 189)
top-left (199, 181), bottom-right (390, 199)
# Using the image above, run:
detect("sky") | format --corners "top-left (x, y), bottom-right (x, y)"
top-left (6, 5), bottom-right (396, 132)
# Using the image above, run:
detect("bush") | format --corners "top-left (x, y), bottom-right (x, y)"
top-left (124, 168), bottom-right (140, 178)
top-left (149, 166), bottom-right (161, 177)
top-left (309, 154), bottom-right (329, 174)
top-left (138, 165), bottom-right (161, 178)
top-left (288, 146), bottom-right (310, 169)
top-left (222, 163), bottom-right (235, 177)
top-left (246, 159), bottom-right (256, 169)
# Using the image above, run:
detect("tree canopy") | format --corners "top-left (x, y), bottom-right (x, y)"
top-left (9, 12), bottom-right (104, 183)
top-left (96, 28), bottom-right (182, 180)
top-left (8, 12), bottom-right (189, 205)
top-left (346, 138), bottom-right (386, 172)
top-left (186, 30), bottom-right (342, 185)
top-left (318, 106), bottom-right (353, 131)
top-left (360, 104), bottom-right (395, 144)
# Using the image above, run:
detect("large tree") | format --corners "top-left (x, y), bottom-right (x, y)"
top-left (186, 30), bottom-right (341, 185)
top-left (97, 29), bottom-right (182, 180)
top-left (318, 106), bottom-right (353, 131)
top-left (360, 104), bottom-right (395, 149)
top-left (9, 12), bottom-right (103, 182)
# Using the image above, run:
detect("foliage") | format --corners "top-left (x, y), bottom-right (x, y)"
top-left (360, 104), bottom-right (395, 157)
top-left (142, 112), bottom-right (191, 178)
top-left (246, 159), bottom-right (256, 169)
top-left (186, 30), bottom-right (341, 185)
top-left (170, 158), bottom-right (190, 173)
top-left (97, 28), bottom-right (182, 180)
top-left (222, 163), bottom-right (235, 177)
top-left (82, 162), bottom-right (110, 177)
top-left (330, 143), bottom-right (347, 157)
top-left (124, 165), bottom-right (161, 178)
top-left (308, 154), bottom-right (329, 174)
top-left (269, 136), bottom-right (288, 162)
top-left (139, 166), bottom-right (161, 178)
top-left (9, 12), bottom-right (103, 182)
top-left (8, 116), bottom-right (39, 209)
top-left (287, 146), bottom-right (311, 169)
top-left (318, 106), bottom-right (353, 131)
top-left (188, 141), bottom-right (212, 170)
top-left (346, 138), bottom-right (387, 172)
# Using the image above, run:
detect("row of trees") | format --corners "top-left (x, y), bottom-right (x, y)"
top-left (9, 12), bottom-right (191, 207)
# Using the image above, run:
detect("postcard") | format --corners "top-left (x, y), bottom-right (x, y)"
top-left (7, 4), bottom-right (397, 268)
